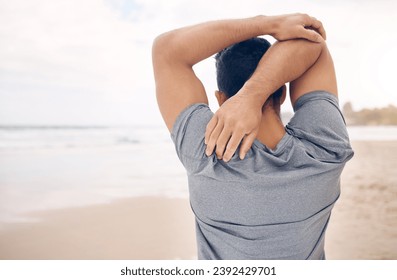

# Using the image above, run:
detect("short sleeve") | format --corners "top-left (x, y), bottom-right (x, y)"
top-left (171, 103), bottom-right (214, 172)
top-left (286, 91), bottom-right (354, 163)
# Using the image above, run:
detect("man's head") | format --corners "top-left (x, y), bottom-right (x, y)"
top-left (215, 37), bottom-right (284, 107)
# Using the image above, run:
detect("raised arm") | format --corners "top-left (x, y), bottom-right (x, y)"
top-left (152, 14), bottom-right (325, 131)
top-left (289, 37), bottom-right (337, 104)
top-left (205, 38), bottom-right (333, 161)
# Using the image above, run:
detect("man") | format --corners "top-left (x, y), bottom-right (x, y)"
top-left (152, 14), bottom-right (353, 259)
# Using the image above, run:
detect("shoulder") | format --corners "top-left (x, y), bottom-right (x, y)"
top-left (289, 90), bottom-right (343, 126)
top-left (171, 103), bottom-right (213, 139)
top-left (171, 103), bottom-right (214, 170)
top-left (286, 90), bottom-right (354, 163)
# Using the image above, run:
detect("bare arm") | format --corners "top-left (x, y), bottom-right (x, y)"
top-left (205, 39), bottom-right (326, 161)
top-left (241, 35), bottom-right (337, 108)
top-left (289, 40), bottom-right (337, 104)
top-left (152, 14), bottom-right (325, 131)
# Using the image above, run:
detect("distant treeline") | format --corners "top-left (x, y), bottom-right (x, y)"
top-left (342, 102), bottom-right (397, 126)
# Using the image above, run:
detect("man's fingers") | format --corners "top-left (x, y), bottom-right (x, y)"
top-left (205, 121), bottom-right (223, 156)
top-left (223, 131), bottom-right (245, 162)
top-left (310, 17), bottom-right (326, 40)
top-left (205, 115), bottom-right (218, 145)
top-left (215, 128), bottom-right (232, 159)
top-left (301, 28), bottom-right (322, 43)
top-left (302, 16), bottom-right (326, 42)
top-left (239, 132), bottom-right (257, 160)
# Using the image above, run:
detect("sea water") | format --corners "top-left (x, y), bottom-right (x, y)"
top-left (0, 125), bottom-right (187, 223)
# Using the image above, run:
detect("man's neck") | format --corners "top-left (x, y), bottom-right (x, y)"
top-left (255, 107), bottom-right (286, 150)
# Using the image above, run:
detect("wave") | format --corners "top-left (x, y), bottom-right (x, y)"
top-left (0, 125), bottom-right (110, 130)
top-left (0, 125), bottom-right (170, 151)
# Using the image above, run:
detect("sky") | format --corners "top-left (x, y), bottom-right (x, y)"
top-left (0, 0), bottom-right (396, 126)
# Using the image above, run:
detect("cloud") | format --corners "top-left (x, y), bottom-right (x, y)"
top-left (0, 0), bottom-right (146, 93)
top-left (0, 0), bottom-right (156, 124)
top-left (0, 0), bottom-right (396, 125)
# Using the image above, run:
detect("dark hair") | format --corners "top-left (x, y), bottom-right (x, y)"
top-left (215, 37), bottom-right (283, 100)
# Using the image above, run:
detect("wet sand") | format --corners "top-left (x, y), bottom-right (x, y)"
top-left (0, 141), bottom-right (396, 259)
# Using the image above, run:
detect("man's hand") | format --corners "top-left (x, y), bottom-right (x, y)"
top-left (205, 87), bottom-right (263, 162)
top-left (268, 13), bottom-right (326, 42)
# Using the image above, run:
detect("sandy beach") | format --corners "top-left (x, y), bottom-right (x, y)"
top-left (325, 141), bottom-right (397, 259)
top-left (0, 140), bottom-right (396, 260)
top-left (0, 197), bottom-right (196, 259)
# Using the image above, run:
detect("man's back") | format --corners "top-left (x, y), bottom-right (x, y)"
top-left (172, 91), bottom-right (353, 259)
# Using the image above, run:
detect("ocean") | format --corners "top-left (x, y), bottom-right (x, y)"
top-left (1, 125), bottom-right (397, 224)
top-left (0, 125), bottom-right (186, 223)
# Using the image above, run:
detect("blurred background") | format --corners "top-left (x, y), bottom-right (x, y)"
top-left (0, 0), bottom-right (396, 259)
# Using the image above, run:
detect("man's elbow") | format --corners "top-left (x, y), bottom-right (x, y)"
top-left (306, 39), bottom-right (327, 64)
top-left (152, 31), bottom-right (178, 63)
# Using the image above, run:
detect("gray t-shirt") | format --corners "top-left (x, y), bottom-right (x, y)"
top-left (171, 91), bottom-right (354, 260)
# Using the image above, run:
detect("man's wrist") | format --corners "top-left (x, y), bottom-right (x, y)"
top-left (238, 79), bottom-right (275, 105)
top-left (251, 15), bottom-right (276, 36)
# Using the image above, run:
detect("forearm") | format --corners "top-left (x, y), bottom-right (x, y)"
top-left (153, 16), bottom-right (275, 66)
top-left (241, 39), bottom-right (324, 104)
